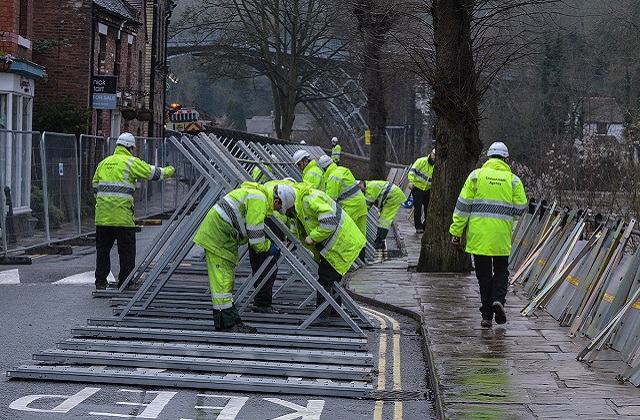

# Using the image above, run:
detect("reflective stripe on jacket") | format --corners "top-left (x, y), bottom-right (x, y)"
top-left (408, 156), bottom-right (434, 191)
top-left (363, 180), bottom-right (406, 231)
top-left (93, 145), bottom-right (170, 227)
top-left (291, 183), bottom-right (365, 275)
top-left (302, 159), bottom-right (325, 190)
top-left (322, 163), bottom-right (368, 223)
top-left (194, 183), bottom-right (272, 265)
top-left (449, 158), bottom-right (528, 256)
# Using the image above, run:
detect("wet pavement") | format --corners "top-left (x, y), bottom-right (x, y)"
top-left (347, 207), bottom-right (640, 419)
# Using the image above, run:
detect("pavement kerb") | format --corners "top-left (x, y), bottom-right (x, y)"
top-left (344, 272), bottom-right (445, 420)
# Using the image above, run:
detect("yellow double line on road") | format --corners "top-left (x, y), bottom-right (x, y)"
top-left (363, 307), bottom-right (403, 420)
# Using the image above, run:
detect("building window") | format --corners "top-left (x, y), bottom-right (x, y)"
top-left (596, 122), bottom-right (608, 135)
top-left (0, 94), bottom-right (7, 128)
top-left (19, 0), bottom-right (29, 37)
top-left (115, 38), bottom-right (121, 75)
top-left (99, 34), bottom-right (107, 75)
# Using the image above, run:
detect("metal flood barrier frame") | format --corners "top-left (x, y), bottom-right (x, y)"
top-left (8, 130), bottom-right (396, 398)
top-left (511, 200), bottom-right (640, 385)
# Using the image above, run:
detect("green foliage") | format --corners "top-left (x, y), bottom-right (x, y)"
top-left (33, 96), bottom-right (91, 137)
top-left (30, 185), bottom-right (65, 229)
top-left (226, 100), bottom-right (247, 131)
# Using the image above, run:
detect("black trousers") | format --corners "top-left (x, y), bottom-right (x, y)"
top-left (249, 246), bottom-right (278, 307)
top-left (412, 188), bottom-right (430, 230)
top-left (316, 256), bottom-right (342, 310)
top-left (473, 254), bottom-right (509, 320)
top-left (95, 225), bottom-right (136, 288)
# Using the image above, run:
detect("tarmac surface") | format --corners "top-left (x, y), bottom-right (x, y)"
top-left (347, 207), bottom-right (640, 420)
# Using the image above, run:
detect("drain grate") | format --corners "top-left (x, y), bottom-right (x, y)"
top-left (370, 389), bottom-right (430, 401)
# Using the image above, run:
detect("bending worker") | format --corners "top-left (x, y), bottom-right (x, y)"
top-left (408, 148), bottom-right (436, 234)
top-left (292, 149), bottom-right (324, 189)
top-left (317, 155), bottom-right (367, 238)
top-left (449, 141), bottom-right (527, 329)
top-left (359, 180), bottom-right (405, 249)
top-left (93, 132), bottom-right (175, 291)
top-left (278, 182), bottom-right (365, 326)
top-left (193, 182), bottom-right (281, 333)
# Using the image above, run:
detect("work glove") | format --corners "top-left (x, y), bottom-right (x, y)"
top-left (451, 236), bottom-right (461, 245)
top-left (305, 235), bottom-right (315, 246)
top-left (266, 243), bottom-right (279, 256)
top-left (407, 182), bottom-right (414, 190)
top-left (164, 166), bottom-right (176, 178)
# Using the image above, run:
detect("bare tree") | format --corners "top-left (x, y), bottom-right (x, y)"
top-left (396, 0), bottom-right (564, 271)
top-left (173, 0), bottom-right (346, 139)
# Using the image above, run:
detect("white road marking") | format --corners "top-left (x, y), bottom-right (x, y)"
top-left (53, 271), bottom-right (116, 285)
top-left (0, 269), bottom-right (20, 284)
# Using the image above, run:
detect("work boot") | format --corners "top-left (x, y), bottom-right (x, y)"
top-left (493, 301), bottom-right (507, 325)
top-left (310, 308), bottom-right (331, 326)
top-left (218, 322), bottom-right (258, 334)
top-left (481, 319), bottom-right (492, 329)
top-left (124, 282), bottom-right (140, 291)
top-left (95, 281), bottom-right (108, 290)
top-left (251, 305), bottom-right (280, 314)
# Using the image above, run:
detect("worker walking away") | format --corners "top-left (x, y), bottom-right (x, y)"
top-left (317, 155), bottom-right (367, 239)
top-left (193, 182), bottom-right (281, 333)
top-left (408, 148), bottom-right (436, 234)
top-left (278, 182), bottom-right (366, 326)
top-left (330, 136), bottom-right (342, 165)
top-left (292, 149), bottom-right (324, 189)
top-left (359, 180), bottom-right (405, 249)
top-left (449, 142), bottom-right (527, 329)
top-left (93, 132), bottom-right (175, 291)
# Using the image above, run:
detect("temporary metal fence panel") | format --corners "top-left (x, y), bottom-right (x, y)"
top-left (543, 240), bottom-right (591, 319)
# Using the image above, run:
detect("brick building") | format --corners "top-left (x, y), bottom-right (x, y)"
top-left (0, 0), bottom-right (47, 131)
top-left (32, 0), bottom-right (174, 138)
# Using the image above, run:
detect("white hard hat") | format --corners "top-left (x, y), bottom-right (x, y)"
top-left (300, 140), bottom-right (307, 144)
top-left (292, 149), bottom-right (310, 165)
top-left (487, 142), bottom-right (509, 158)
top-left (116, 132), bottom-right (136, 148)
top-left (317, 155), bottom-right (333, 170)
top-left (275, 184), bottom-right (296, 215)
top-left (331, 136), bottom-right (338, 144)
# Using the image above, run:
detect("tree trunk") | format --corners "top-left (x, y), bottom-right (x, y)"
top-left (364, 36), bottom-right (387, 180)
top-left (417, 0), bottom-right (483, 272)
top-left (354, 0), bottom-right (392, 180)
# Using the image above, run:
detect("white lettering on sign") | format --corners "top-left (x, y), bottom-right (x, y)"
top-left (182, 394), bottom-right (248, 420)
top-left (89, 389), bottom-right (177, 418)
top-left (264, 398), bottom-right (325, 420)
top-left (9, 387), bottom-right (100, 413)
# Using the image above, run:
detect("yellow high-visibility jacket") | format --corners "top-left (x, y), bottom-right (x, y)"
top-left (449, 158), bottom-right (528, 256)
top-left (408, 156), bottom-right (435, 191)
top-left (291, 182), bottom-right (365, 275)
top-left (362, 180), bottom-right (406, 231)
top-left (302, 159), bottom-right (325, 190)
top-left (331, 144), bottom-right (342, 164)
top-left (93, 145), bottom-right (172, 227)
top-left (252, 165), bottom-right (272, 183)
top-left (194, 182), bottom-right (273, 265)
top-left (321, 163), bottom-right (368, 223)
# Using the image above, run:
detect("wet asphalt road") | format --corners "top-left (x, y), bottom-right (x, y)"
top-left (0, 233), bottom-right (435, 419)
